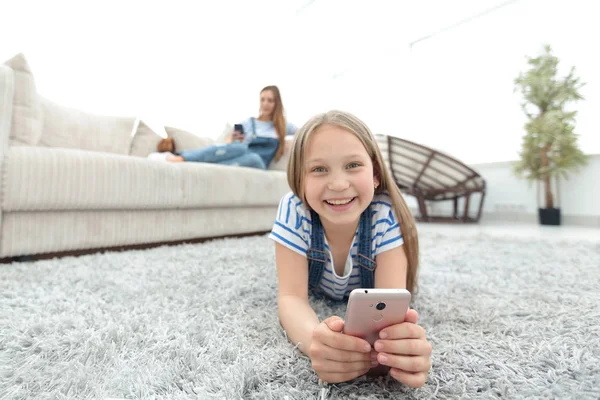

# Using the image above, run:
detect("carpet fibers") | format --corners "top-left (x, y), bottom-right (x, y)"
top-left (1, 230), bottom-right (599, 399)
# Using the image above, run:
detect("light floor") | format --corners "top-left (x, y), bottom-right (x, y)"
top-left (416, 221), bottom-right (600, 243)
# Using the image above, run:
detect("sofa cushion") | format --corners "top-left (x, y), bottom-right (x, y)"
top-left (165, 126), bottom-right (214, 152)
top-left (38, 96), bottom-right (136, 155)
top-left (3, 146), bottom-right (184, 211)
top-left (129, 119), bottom-right (164, 157)
top-left (179, 162), bottom-right (290, 208)
top-left (4, 146), bottom-right (291, 212)
top-left (3, 53), bottom-right (43, 146)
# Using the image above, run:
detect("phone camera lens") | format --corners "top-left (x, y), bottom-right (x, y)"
top-left (376, 302), bottom-right (386, 311)
top-left (364, 290), bottom-right (368, 294)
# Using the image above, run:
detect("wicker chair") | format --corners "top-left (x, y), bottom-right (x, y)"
top-left (376, 134), bottom-right (486, 223)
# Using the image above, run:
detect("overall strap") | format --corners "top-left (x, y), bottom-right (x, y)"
top-left (356, 205), bottom-right (376, 288)
top-left (250, 117), bottom-right (257, 138)
top-left (307, 210), bottom-right (327, 290)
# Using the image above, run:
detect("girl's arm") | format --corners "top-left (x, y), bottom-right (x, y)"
top-left (275, 242), bottom-right (320, 355)
top-left (374, 245), bottom-right (408, 288)
top-left (276, 241), bottom-right (383, 383)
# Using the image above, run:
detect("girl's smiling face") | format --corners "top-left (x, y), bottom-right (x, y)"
top-left (303, 124), bottom-right (379, 230)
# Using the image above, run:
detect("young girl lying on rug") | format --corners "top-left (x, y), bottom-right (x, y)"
top-left (269, 110), bottom-right (432, 387)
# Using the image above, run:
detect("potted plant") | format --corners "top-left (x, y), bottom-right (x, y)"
top-left (513, 44), bottom-right (588, 226)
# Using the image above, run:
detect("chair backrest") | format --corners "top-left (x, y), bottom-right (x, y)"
top-left (376, 134), bottom-right (485, 201)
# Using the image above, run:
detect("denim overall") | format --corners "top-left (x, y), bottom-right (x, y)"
top-left (306, 206), bottom-right (376, 300)
top-left (177, 117), bottom-right (278, 169)
top-left (178, 142), bottom-right (265, 169)
top-left (247, 117), bottom-right (280, 167)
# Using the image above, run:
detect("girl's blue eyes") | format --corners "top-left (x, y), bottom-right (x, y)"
top-left (311, 163), bottom-right (361, 172)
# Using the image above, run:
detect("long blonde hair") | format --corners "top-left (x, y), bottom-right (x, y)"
top-left (260, 85), bottom-right (287, 162)
top-left (287, 110), bottom-right (420, 294)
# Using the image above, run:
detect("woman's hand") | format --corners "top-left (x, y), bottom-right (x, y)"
top-left (374, 309), bottom-right (432, 388)
top-left (308, 316), bottom-right (377, 383)
top-left (231, 131), bottom-right (245, 142)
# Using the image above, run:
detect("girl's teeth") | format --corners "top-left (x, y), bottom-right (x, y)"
top-left (327, 198), bottom-right (353, 205)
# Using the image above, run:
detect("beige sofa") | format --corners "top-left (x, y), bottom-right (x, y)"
top-left (0, 53), bottom-right (292, 260)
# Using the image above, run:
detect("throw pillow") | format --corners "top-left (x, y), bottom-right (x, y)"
top-left (39, 96), bottom-right (136, 155)
top-left (129, 119), bottom-right (164, 157)
top-left (164, 126), bottom-right (214, 152)
top-left (215, 122), bottom-right (233, 144)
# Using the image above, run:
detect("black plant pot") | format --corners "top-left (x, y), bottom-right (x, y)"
top-left (538, 208), bottom-right (561, 226)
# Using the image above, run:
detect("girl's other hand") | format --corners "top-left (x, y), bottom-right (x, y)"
top-left (374, 309), bottom-right (432, 388)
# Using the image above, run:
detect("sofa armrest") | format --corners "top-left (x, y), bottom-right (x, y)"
top-left (0, 65), bottom-right (15, 236)
top-left (0, 65), bottom-right (14, 161)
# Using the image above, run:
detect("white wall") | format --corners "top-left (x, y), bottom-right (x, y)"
top-left (426, 154), bottom-right (600, 226)
top-left (299, 0), bottom-right (600, 165)
top-left (2, 0), bottom-right (597, 165)
top-left (1, 0), bottom-right (597, 199)
top-left (0, 0), bottom-right (312, 137)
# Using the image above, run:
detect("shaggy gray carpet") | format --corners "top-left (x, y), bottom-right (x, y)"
top-left (1, 230), bottom-right (599, 400)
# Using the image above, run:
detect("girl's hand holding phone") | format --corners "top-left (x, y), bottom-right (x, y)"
top-left (373, 309), bottom-right (432, 388)
top-left (308, 316), bottom-right (378, 383)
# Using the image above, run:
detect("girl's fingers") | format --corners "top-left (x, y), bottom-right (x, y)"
top-left (319, 345), bottom-right (376, 363)
top-left (377, 353), bottom-right (431, 373)
top-left (379, 322), bottom-right (426, 341)
top-left (374, 338), bottom-right (432, 356)
top-left (389, 368), bottom-right (429, 388)
top-left (312, 357), bottom-right (375, 374)
top-left (404, 309), bottom-right (419, 324)
top-left (316, 330), bottom-right (372, 354)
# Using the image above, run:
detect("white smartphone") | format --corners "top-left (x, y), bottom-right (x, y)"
top-left (343, 288), bottom-right (412, 375)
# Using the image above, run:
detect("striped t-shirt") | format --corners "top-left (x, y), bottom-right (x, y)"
top-left (269, 191), bottom-right (404, 301)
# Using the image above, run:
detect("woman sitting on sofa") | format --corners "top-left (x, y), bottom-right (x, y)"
top-left (163, 85), bottom-right (297, 170)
